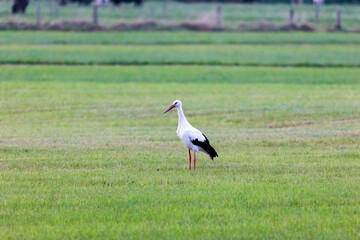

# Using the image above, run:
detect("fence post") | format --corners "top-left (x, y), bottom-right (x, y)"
top-left (149, 4), bottom-right (155, 21)
top-left (289, 8), bottom-right (295, 25)
top-left (53, 0), bottom-right (59, 17)
top-left (216, 5), bottom-right (222, 27)
top-left (36, 2), bottom-right (41, 27)
top-left (93, 4), bottom-right (98, 25)
top-left (315, 3), bottom-right (320, 22)
top-left (335, 9), bottom-right (342, 30)
top-left (162, 1), bottom-right (168, 18)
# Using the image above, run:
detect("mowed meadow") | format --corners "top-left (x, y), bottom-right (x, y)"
top-left (1, 31), bottom-right (360, 239)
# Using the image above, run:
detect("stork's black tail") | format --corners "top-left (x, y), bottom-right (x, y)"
top-left (191, 134), bottom-right (218, 160)
top-left (207, 144), bottom-right (218, 160)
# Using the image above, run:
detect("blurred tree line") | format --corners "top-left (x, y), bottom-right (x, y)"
top-left (12, 0), bottom-right (142, 14)
top-left (177, 0), bottom-right (359, 2)
top-left (11, 0), bottom-right (359, 14)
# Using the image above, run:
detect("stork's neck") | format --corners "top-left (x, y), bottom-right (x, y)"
top-left (177, 106), bottom-right (188, 127)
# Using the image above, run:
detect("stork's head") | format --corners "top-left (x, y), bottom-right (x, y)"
top-left (163, 100), bottom-right (182, 114)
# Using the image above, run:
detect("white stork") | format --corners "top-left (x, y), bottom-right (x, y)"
top-left (163, 100), bottom-right (218, 170)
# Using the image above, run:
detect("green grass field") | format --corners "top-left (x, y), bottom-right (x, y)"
top-left (1, 31), bottom-right (360, 45)
top-left (1, 31), bottom-right (360, 239)
top-left (1, 44), bottom-right (359, 67)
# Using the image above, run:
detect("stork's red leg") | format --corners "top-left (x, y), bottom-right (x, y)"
top-left (188, 149), bottom-right (191, 170)
top-left (194, 151), bottom-right (196, 170)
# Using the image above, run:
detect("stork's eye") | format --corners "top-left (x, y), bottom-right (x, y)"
top-left (174, 102), bottom-right (177, 105)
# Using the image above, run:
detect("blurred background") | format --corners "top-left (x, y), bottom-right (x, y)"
top-left (1, 0), bottom-right (359, 31)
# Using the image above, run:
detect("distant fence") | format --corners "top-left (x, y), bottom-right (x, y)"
top-left (0, 0), bottom-right (359, 32)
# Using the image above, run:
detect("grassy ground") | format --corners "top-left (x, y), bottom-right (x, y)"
top-left (1, 31), bottom-right (360, 45)
top-left (1, 1), bottom-right (360, 29)
top-left (1, 32), bottom-right (359, 67)
top-left (1, 31), bottom-right (360, 239)
top-left (0, 44), bottom-right (359, 67)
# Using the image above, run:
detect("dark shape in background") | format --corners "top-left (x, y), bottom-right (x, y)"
top-left (110, 0), bottom-right (143, 6)
top-left (12, 0), bottom-right (29, 14)
top-left (70, 0), bottom-right (94, 5)
top-left (55, 0), bottom-right (143, 7)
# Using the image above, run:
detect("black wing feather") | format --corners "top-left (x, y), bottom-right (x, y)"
top-left (191, 134), bottom-right (218, 160)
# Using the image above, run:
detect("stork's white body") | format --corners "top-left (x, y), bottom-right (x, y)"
top-left (176, 106), bottom-right (209, 157)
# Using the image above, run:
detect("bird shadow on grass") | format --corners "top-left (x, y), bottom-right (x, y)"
top-left (155, 162), bottom-right (245, 171)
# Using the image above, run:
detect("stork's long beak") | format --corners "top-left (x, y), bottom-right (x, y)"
top-left (163, 104), bottom-right (175, 114)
